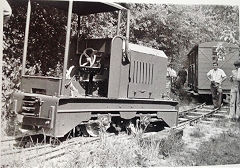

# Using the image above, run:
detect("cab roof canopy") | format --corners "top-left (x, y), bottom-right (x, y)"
top-left (31, 0), bottom-right (126, 15)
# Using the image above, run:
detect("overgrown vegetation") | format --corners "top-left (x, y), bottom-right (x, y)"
top-left (191, 130), bottom-right (240, 165)
top-left (189, 125), bottom-right (205, 138)
top-left (173, 119), bottom-right (240, 166)
top-left (2, 119), bottom-right (240, 167)
top-left (63, 130), bottom-right (184, 167)
top-left (49, 120), bottom-right (240, 167)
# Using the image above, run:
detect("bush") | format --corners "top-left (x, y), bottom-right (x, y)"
top-left (63, 128), bottom-right (184, 167)
top-left (189, 126), bottom-right (205, 138)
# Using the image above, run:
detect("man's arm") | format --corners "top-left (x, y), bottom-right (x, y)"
top-left (237, 68), bottom-right (240, 81)
top-left (220, 70), bottom-right (227, 84)
top-left (207, 70), bottom-right (212, 81)
top-left (172, 69), bottom-right (177, 78)
top-left (3, 0), bottom-right (12, 24)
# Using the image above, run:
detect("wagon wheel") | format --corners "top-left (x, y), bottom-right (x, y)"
top-left (50, 137), bottom-right (61, 145)
top-left (125, 121), bottom-right (137, 135)
top-left (81, 121), bottom-right (110, 137)
top-left (85, 121), bottom-right (101, 137)
top-left (79, 48), bottom-right (97, 67)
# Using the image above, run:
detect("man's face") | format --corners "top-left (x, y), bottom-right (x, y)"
top-left (213, 63), bottom-right (218, 70)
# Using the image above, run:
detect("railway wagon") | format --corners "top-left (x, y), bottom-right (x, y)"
top-left (11, 1), bottom-right (178, 137)
top-left (187, 41), bottom-right (239, 98)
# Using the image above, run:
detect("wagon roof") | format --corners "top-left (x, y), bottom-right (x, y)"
top-left (31, 0), bottom-right (125, 15)
top-left (199, 41), bottom-right (239, 48)
top-left (129, 43), bottom-right (167, 58)
top-left (187, 41), bottom-right (239, 56)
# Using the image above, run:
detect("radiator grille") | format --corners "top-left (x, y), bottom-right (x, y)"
top-left (132, 61), bottom-right (153, 85)
top-left (21, 96), bottom-right (39, 116)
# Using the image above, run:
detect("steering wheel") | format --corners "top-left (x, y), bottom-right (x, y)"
top-left (79, 48), bottom-right (97, 67)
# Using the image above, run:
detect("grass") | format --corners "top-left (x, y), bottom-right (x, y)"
top-left (173, 119), bottom-right (240, 166)
top-left (61, 127), bottom-right (184, 167)
top-left (3, 117), bottom-right (240, 167)
top-left (189, 125), bottom-right (205, 138)
top-left (1, 115), bottom-right (22, 139)
top-left (1, 116), bottom-right (8, 138)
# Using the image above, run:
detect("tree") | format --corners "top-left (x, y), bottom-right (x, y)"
top-left (123, 3), bottom-right (238, 69)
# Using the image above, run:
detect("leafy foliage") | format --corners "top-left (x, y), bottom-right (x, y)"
top-left (4, 1), bottom-right (67, 74)
top-left (125, 3), bottom-right (239, 68)
top-left (4, 2), bottom-right (239, 73)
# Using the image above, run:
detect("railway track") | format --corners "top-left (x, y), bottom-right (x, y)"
top-left (31, 133), bottom-right (130, 162)
top-left (1, 103), bottom-right (229, 165)
top-left (0, 133), bottom-right (54, 154)
top-left (176, 103), bottom-right (229, 129)
top-left (0, 133), bottom-right (128, 165)
top-left (26, 136), bottom-right (100, 161)
top-left (1, 136), bottom-right (98, 165)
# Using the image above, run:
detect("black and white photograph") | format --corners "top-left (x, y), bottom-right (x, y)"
top-left (1, 0), bottom-right (240, 167)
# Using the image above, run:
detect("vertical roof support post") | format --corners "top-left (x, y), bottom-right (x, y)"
top-left (125, 9), bottom-right (130, 58)
top-left (77, 15), bottom-right (81, 34)
top-left (126, 9), bottom-right (130, 42)
top-left (117, 10), bottom-right (121, 35)
top-left (0, 2), bottom-right (3, 120)
top-left (21, 0), bottom-right (31, 76)
top-left (61, 0), bottom-right (73, 96)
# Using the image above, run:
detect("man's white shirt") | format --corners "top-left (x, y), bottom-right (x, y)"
top-left (167, 67), bottom-right (177, 78)
top-left (207, 68), bottom-right (226, 84)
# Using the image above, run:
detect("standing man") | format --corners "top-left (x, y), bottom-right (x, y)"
top-left (176, 66), bottom-right (188, 89)
top-left (229, 60), bottom-right (240, 121)
top-left (207, 62), bottom-right (227, 109)
top-left (166, 63), bottom-right (177, 98)
top-left (175, 66), bottom-right (188, 99)
top-left (166, 63), bottom-right (177, 86)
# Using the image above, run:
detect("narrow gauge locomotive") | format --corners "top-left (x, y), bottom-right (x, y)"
top-left (187, 41), bottom-right (239, 99)
top-left (12, 1), bottom-right (178, 137)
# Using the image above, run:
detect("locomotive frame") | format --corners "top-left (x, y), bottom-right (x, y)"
top-left (12, 0), bottom-right (178, 137)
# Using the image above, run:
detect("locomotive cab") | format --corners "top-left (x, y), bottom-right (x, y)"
top-left (67, 38), bottom-right (112, 97)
